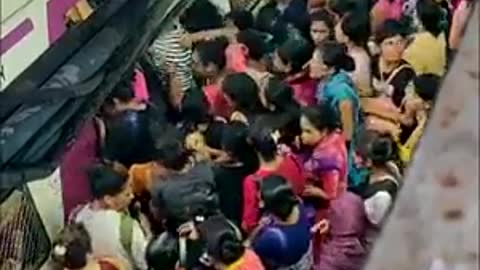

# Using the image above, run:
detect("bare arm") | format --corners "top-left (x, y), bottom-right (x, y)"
top-left (339, 100), bottom-right (354, 141)
top-left (181, 27), bottom-right (238, 48)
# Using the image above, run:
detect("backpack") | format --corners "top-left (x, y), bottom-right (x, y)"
top-left (153, 175), bottom-right (220, 232)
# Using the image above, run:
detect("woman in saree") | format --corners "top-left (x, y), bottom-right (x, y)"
top-left (299, 104), bottom-right (348, 260)
top-left (361, 19), bottom-right (416, 137)
top-left (371, 20), bottom-right (416, 107)
top-left (272, 37), bottom-right (317, 106)
top-left (309, 41), bottom-right (365, 189)
top-left (335, 13), bottom-right (373, 97)
top-left (310, 41), bottom-right (360, 149)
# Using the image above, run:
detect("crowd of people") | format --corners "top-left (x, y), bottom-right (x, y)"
top-left (55, 0), bottom-right (473, 269)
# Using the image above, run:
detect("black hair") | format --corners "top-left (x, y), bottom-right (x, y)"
top-left (194, 38), bottom-right (229, 71)
top-left (248, 119), bottom-right (278, 162)
top-left (179, 0), bottom-right (224, 33)
top-left (253, 112), bottom-right (301, 148)
top-left (339, 12), bottom-right (371, 48)
top-left (255, 4), bottom-right (289, 45)
top-left (51, 223), bottom-right (92, 270)
top-left (328, 0), bottom-right (357, 17)
top-left (152, 126), bottom-right (190, 171)
top-left (88, 163), bottom-right (128, 199)
top-left (225, 10), bottom-right (254, 30)
top-left (180, 86), bottom-right (212, 132)
top-left (237, 29), bottom-right (269, 61)
top-left (318, 41), bottom-right (355, 72)
top-left (414, 73), bottom-right (441, 102)
top-left (310, 9), bottom-right (336, 30)
top-left (265, 77), bottom-right (300, 113)
top-left (222, 73), bottom-right (263, 115)
top-left (366, 134), bottom-right (396, 166)
top-left (221, 122), bottom-right (249, 160)
top-left (277, 37), bottom-right (314, 74)
top-left (329, 0), bottom-right (372, 16)
top-left (108, 82), bottom-right (135, 104)
top-left (375, 19), bottom-right (408, 44)
top-left (145, 233), bottom-right (179, 270)
top-left (416, 0), bottom-right (445, 37)
top-left (260, 175), bottom-right (298, 221)
top-left (102, 110), bottom-right (155, 167)
top-left (221, 121), bottom-right (259, 171)
top-left (107, 65), bottom-right (136, 105)
top-left (197, 215), bottom-right (245, 265)
top-left (302, 103), bottom-right (340, 131)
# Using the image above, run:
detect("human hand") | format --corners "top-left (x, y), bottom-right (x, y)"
top-left (311, 219), bottom-right (329, 235)
top-left (179, 34), bottom-right (193, 48)
top-left (185, 132), bottom-right (206, 152)
top-left (416, 109), bottom-right (428, 124)
top-left (177, 221), bottom-right (199, 240)
top-left (303, 185), bottom-right (323, 198)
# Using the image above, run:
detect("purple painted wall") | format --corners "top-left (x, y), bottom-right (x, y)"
top-left (0, 19), bottom-right (34, 56)
top-left (47, 0), bottom-right (80, 43)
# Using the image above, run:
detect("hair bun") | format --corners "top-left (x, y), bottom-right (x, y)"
top-left (219, 236), bottom-right (244, 264)
top-left (340, 53), bottom-right (355, 72)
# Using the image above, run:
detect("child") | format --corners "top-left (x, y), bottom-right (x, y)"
top-left (51, 223), bottom-right (128, 270)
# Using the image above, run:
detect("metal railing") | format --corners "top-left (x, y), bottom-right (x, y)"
top-left (0, 189), bottom-right (50, 270)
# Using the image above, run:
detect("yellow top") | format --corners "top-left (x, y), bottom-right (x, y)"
top-left (397, 116), bottom-right (427, 164)
top-left (226, 257), bottom-right (244, 270)
top-left (403, 32), bottom-right (447, 76)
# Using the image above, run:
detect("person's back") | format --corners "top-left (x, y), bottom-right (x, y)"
top-left (252, 175), bottom-right (313, 269)
top-left (252, 204), bottom-right (312, 269)
top-left (71, 164), bottom-right (148, 270)
top-left (214, 163), bottom-right (252, 226)
top-left (403, 0), bottom-right (447, 76)
top-left (316, 192), bottom-right (368, 270)
top-left (242, 154), bottom-right (306, 232)
top-left (403, 31), bottom-right (447, 76)
top-left (73, 206), bottom-right (147, 269)
top-left (152, 160), bottom-right (219, 234)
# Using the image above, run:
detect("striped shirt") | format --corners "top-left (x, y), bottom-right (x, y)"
top-left (230, 0), bottom-right (265, 12)
top-left (148, 23), bottom-right (193, 91)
